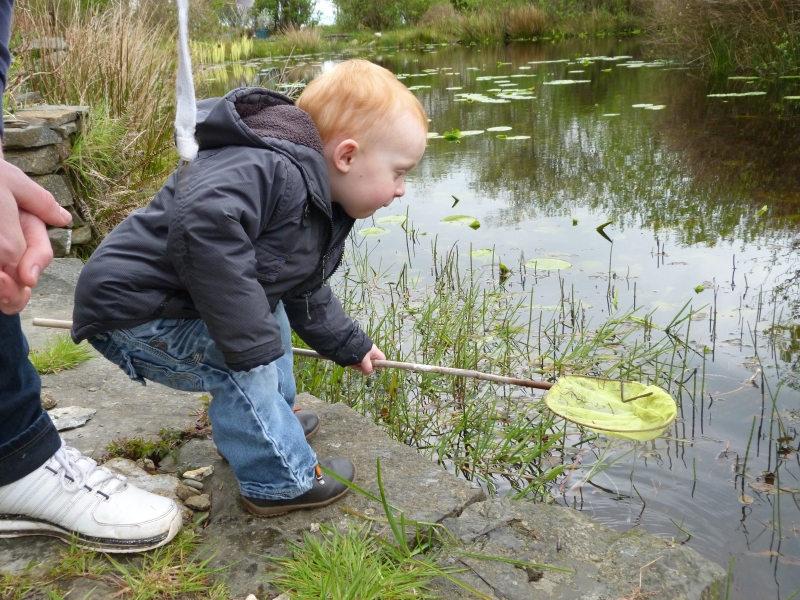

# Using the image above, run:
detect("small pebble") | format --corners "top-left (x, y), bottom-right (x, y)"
top-left (176, 483), bottom-right (201, 501)
top-left (40, 393), bottom-right (57, 410)
top-left (183, 494), bottom-right (211, 512)
top-left (182, 478), bottom-right (204, 490)
top-left (183, 465), bottom-right (214, 481)
top-left (245, 595), bottom-right (258, 600)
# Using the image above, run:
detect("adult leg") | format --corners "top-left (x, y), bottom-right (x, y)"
top-left (0, 313), bottom-right (61, 486)
top-left (0, 315), bottom-right (181, 552)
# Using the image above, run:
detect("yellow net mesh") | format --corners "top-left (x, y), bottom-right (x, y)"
top-left (544, 376), bottom-right (677, 441)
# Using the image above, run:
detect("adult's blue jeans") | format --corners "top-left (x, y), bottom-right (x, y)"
top-left (88, 303), bottom-right (317, 500)
top-left (0, 313), bottom-right (62, 486)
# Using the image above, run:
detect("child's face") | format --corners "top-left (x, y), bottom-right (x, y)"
top-left (325, 112), bottom-right (427, 219)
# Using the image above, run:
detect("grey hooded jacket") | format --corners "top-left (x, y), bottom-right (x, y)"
top-left (72, 87), bottom-right (373, 372)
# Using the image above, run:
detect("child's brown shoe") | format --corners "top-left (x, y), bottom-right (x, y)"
top-left (241, 457), bottom-right (355, 517)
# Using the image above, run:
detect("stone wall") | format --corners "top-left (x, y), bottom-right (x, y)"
top-left (2, 105), bottom-right (94, 257)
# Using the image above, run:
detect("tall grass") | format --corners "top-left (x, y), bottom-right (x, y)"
top-left (12, 0), bottom-right (178, 231)
top-left (295, 236), bottom-right (699, 498)
top-left (281, 24), bottom-right (325, 54)
top-left (650, 0), bottom-right (800, 73)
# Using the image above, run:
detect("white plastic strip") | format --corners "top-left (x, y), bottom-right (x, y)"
top-left (175, 0), bottom-right (198, 162)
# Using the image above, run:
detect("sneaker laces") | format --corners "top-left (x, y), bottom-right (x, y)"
top-left (53, 443), bottom-right (126, 495)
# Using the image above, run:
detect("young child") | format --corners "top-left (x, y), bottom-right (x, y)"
top-left (71, 59), bottom-right (428, 516)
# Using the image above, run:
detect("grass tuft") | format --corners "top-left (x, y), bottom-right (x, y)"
top-left (270, 521), bottom-right (438, 599)
top-left (28, 334), bottom-right (94, 375)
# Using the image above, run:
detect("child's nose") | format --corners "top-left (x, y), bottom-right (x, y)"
top-left (395, 181), bottom-right (406, 197)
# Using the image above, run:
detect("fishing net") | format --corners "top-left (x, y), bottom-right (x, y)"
top-left (544, 376), bottom-right (677, 441)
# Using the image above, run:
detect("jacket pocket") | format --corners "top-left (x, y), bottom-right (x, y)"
top-left (254, 239), bottom-right (287, 283)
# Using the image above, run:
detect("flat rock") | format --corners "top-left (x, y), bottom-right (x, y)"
top-left (184, 494), bottom-right (211, 512)
top-left (4, 143), bottom-right (65, 174)
top-left (431, 498), bottom-right (726, 599)
top-left (48, 228), bottom-right (72, 257)
top-left (1, 124), bottom-right (62, 149)
top-left (32, 173), bottom-right (74, 207)
top-left (71, 224), bottom-right (93, 245)
top-left (16, 105), bottom-right (88, 126)
top-left (47, 405), bottom-right (96, 430)
top-left (178, 393), bottom-right (486, 598)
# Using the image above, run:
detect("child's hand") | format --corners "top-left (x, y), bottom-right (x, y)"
top-left (350, 344), bottom-right (386, 376)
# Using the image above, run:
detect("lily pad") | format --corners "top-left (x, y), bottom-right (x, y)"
top-left (442, 215), bottom-right (481, 229)
top-left (728, 76), bottom-right (760, 80)
top-left (459, 130), bottom-right (485, 136)
top-left (407, 85), bottom-right (431, 91)
top-left (376, 215), bottom-right (408, 224)
top-left (785, 96), bottom-right (800, 100)
top-left (707, 91), bottom-right (766, 97)
top-left (427, 132), bottom-right (443, 139)
top-left (468, 248), bottom-right (495, 259)
top-left (524, 258), bottom-right (572, 270)
top-left (487, 126), bottom-right (512, 131)
top-left (496, 135), bottom-right (531, 140)
top-left (359, 227), bottom-right (388, 236)
top-left (644, 105), bottom-right (666, 110)
top-left (446, 86), bottom-right (463, 90)
top-left (603, 113), bottom-right (620, 116)
top-left (543, 79), bottom-right (592, 85)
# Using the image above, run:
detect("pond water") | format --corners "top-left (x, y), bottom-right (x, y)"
top-left (202, 40), bottom-right (800, 599)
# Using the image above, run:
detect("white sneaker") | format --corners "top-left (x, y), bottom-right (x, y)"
top-left (0, 442), bottom-right (182, 553)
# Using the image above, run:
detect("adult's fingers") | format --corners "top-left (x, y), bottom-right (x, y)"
top-left (0, 185), bottom-right (25, 269)
top-left (0, 271), bottom-right (32, 315)
top-left (17, 209), bottom-right (54, 288)
top-left (0, 159), bottom-right (72, 227)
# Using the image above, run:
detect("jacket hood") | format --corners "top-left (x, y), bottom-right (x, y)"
top-left (195, 87), bottom-right (330, 210)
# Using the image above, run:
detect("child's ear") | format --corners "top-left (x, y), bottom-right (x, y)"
top-left (332, 139), bottom-right (359, 174)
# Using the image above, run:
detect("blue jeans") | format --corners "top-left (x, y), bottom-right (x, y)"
top-left (0, 314), bottom-right (62, 486)
top-left (88, 303), bottom-right (317, 500)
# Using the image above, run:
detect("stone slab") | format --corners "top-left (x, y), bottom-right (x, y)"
top-left (176, 393), bottom-right (486, 598)
top-left (4, 144), bottom-right (63, 174)
top-left (48, 228), bottom-right (72, 257)
top-left (48, 405), bottom-right (96, 431)
top-left (16, 105), bottom-right (88, 126)
top-left (32, 173), bottom-right (74, 207)
top-left (431, 498), bottom-right (727, 599)
top-left (71, 224), bottom-right (93, 245)
top-left (1, 124), bottom-right (62, 149)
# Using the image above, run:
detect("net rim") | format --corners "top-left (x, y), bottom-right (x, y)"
top-left (543, 376), bottom-right (678, 434)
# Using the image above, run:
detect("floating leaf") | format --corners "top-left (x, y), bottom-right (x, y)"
top-left (728, 76), bottom-right (760, 80)
top-left (443, 129), bottom-right (462, 140)
top-left (451, 195), bottom-right (460, 208)
top-left (442, 215), bottom-right (481, 229)
top-left (359, 227), bottom-right (388, 236)
top-left (496, 135), bottom-right (531, 140)
top-left (407, 85), bottom-right (431, 91)
top-left (785, 96), bottom-right (800, 100)
top-left (755, 205), bottom-right (768, 217)
top-left (426, 132), bottom-right (442, 139)
top-left (645, 105), bottom-right (666, 110)
top-left (446, 86), bottom-right (463, 90)
top-left (572, 218), bottom-right (578, 225)
top-left (524, 258), bottom-right (572, 270)
top-left (459, 130), bottom-right (485, 136)
top-left (694, 285), bottom-right (705, 293)
top-left (632, 103), bottom-right (653, 108)
top-left (376, 215), bottom-right (408, 225)
top-left (749, 482), bottom-right (777, 493)
top-left (543, 79), bottom-right (592, 85)
top-left (487, 126), bottom-right (512, 132)
top-left (596, 220), bottom-right (613, 242)
top-left (707, 91), bottom-right (766, 97)
top-left (531, 304), bottom-right (564, 311)
top-left (469, 248), bottom-right (494, 259)
top-left (739, 493), bottom-right (755, 505)
top-left (603, 113), bottom-right (620, 116)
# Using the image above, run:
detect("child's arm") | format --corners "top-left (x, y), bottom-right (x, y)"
top-left (167, 155), bottom-right (290, 372)
top-left (283, 282), bottom-right (375, 368)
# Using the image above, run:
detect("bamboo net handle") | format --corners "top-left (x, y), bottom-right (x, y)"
top-left (32, 318), bottom-right (554, 391)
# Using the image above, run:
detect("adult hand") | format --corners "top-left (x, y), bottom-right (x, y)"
top-left (0, 151), bottom-right (73, 314)
top-left (350, 344), bottom-right (386, 376)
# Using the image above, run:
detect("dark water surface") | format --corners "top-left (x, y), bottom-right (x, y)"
top-left (204, 40), bottom-right (800, 599)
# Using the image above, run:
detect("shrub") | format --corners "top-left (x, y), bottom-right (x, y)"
top-left (650, 0), bottom-right (800, 73)
top-left (281, 24), bottom-right (324, 53)
top-left (455, 10), bottom-right (505, 44)
top-left (505, 5), bottom-right (546, 39)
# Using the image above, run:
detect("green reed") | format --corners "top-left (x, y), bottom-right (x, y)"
top-left (294, 237), bottom-right (702, 499)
